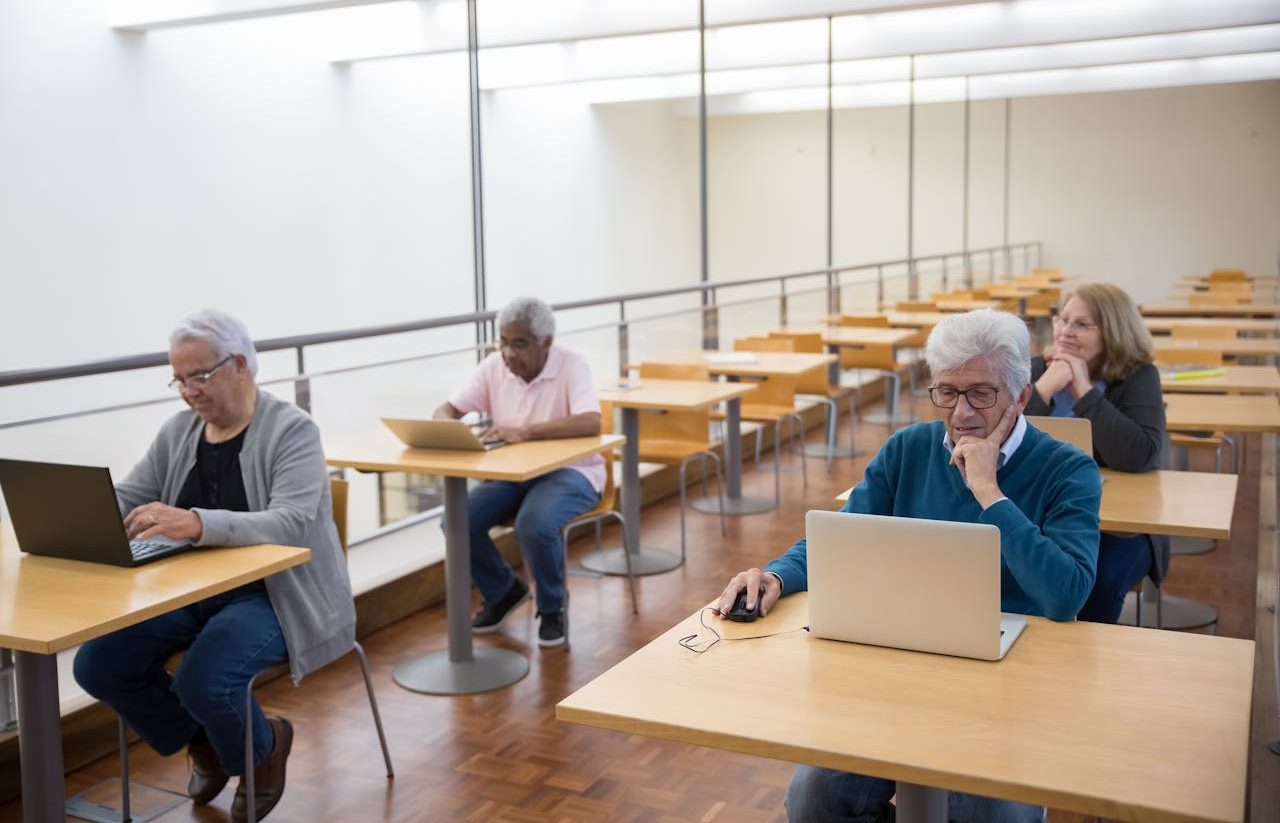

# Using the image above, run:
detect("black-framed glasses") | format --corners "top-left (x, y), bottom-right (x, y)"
top-left (168, 355), bottom-right (233, 392)
top-left (928, 385), bottom-right (1000, 409)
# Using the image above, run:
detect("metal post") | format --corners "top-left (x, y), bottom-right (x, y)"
top-left (617, 304), bottom-right (629, 379)
top-left (0, 650), bottom-right (14, 732)
top-left (906, 55), bottom-right (917, 299)
top-left (779, 280), bottom-right (789, 328)
top-left (703, 287), bottom-right (719, 350)
top-left (698, 0), bottom-right (712, 348)
top-left (294, 346), bottom-right (311, 413)
top-left (443, 477), bottom-right (473, 664)
top-left (962, 75), bottom-right (971, 289)
top-left (876, 264), bottom-right (884, 310)
top-left (1003, 97), bottom-right (1012, 278)
top-left (466, 0), bottom-right (488, 356)
top-left (825, 16), bottom-right (835, 316)
top-left (15, 651), bottom-right (63, 823)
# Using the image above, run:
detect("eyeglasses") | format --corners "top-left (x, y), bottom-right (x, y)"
top-left (928, 385), bottom-right (1000, 409)
top-left (1052, 316), bottom-right (1098, 334)
top-left (168, 356), bottom-right (233, 392)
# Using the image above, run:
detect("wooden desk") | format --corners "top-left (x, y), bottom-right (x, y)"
top-left (630, 352), bottom-right (835, 515)
top-left (325, 432), bottom-right (623, 694)
top-left (817, 327), bottom-right (920, 427)
top-left (587, 379), bottom-right (755, 575)
top-left (1163, 393), bottom-right (1280, 433)
top-left (1160, 365), bottom-right (1280, 394)
top-left (1142, 303), bottom-right (1280, 318)
top-left (0, 526), bottom-right (309, 823)
top-left (829, 312), bottom-right (950, 329)
top-left (558, 593), bottom-right (1253, 823)
top-left (835, 469), bottom-right (1237, 540)
top-left (1144, 317), bottom-right (1280, 335)
top-left (935, 299), bottom-right (999, 311)
top-left (1150, 335), bottom-right (1280, 359)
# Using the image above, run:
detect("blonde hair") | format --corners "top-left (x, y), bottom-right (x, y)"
top-left (1058, 282), bottom-right (1152, 383)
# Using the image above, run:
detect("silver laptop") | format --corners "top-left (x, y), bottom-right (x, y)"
top-left (381, 418), bottom-right (506, 451)
top-left (806, 510), bottom-right (1027, 661)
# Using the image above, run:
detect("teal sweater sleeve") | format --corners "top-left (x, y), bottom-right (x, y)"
top-left (763, 430), bottom-right (899, 594)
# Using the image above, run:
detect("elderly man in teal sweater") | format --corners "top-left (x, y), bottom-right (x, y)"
top-left (715, 308), bottom-right (1100, 823)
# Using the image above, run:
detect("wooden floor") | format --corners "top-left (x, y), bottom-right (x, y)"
top-left (2, 396), bottom-right (1263, 822)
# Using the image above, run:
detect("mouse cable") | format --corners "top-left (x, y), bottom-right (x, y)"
top-left (678, 607), bottom-right (809, 654)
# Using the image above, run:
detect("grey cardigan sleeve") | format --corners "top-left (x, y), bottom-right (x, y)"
top-left (1072, 363), bottom-right (1165, 472)
top-left (193, 416), bottom-right (325, 548)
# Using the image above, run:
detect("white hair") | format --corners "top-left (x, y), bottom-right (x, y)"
top-left (497, 296), bottom-right (556, 340)
top-left (925, 309), bottom-right (1030, 396)
top-left (169, 309), bottom-right (259, 377)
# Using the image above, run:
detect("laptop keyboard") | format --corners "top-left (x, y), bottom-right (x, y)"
top-left (130, 539), bottom-right (175, 561)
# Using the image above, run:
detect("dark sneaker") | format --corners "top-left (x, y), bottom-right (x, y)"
top-left (537, 610), bottom-right (567, 648)
top-left (472, 578), bottom-right (530, 634)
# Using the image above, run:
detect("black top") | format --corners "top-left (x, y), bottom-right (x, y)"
top-left (1026, 356), bottom-right (1170, 583)
top-left (1026, 356), bottom-right (1166, 472)
top-left (175, 426), bottom-right (250, 513)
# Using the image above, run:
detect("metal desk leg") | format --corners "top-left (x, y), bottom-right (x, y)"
top-left (693, 397), bottom-right (774, 515)
top-left (896, 782), bottom-right (947, 823)
top-left (15, 651), bottom-right (63, 823)
top-left (580, 408), bottom-right (682, 576)
top-left (392, 476), bottom-right (529, 694)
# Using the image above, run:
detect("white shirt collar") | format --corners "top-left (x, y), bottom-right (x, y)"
top-left (941, 413), bottom-right (1028, 468)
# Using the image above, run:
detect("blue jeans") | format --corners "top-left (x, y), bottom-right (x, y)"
top-left (1076, 532), bottom-right (1152, 624)
top-left (467, 468), bottom-right (599, 614)
top-left (785, 765), bottom-right (1046, 823)
top-left (73, 582), bottom-right (288, 775)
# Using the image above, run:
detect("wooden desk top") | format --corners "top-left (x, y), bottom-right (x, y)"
top-left (0, 525), bottom-right (310, 655)
top-left (596, 378), bottom-right (755, 410)
top-left (1164, 393), bottom-right (1280, 433)
top-left (986, 286), bottom-right (1039, 298)
top-left (827, 312), bottom-right (950, 329)
top-left (325, 432), bottom-right (624, 481)
top-left (1144, 317), bottom-right (1279, 334)
top-left (1151, 336), bottom-right (1280, 357)
top-left (558, 594), bottom-right (1252, 822)
top-left (935, 299), bottom-right (999, 311)
top-left (779, 327), bottom-right (917, 347)
top-left (633, 351), bottom-right (835, 378)
top-left (1097, 469), bottom-right (1236, 539)
top-left (834, 469), bottom-right (1236, 539)
top-left (1143, 303), bottom-right (1280, 318)
top-left (1160, 365), bottom-right (1280, 394)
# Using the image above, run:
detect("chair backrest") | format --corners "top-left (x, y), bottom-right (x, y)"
top-left (1208, 268), bottom-right (1247, 282)
top-left (734, 336), bottom-right (794, 353)
top-left (1025, 415), bottom-right (1093, 455)
top-left (1153, 346), bottom-right (1225, 366)
top-left (894, 301), bottom-right (936, 312)
top-left (1170, 325), bottom-right (1238, 342)
top-left (1188, 292), bottom-right (1245, 307)
top-left (770, 330), bottom-right (822, 353)
top-left (837, 314), bottom-right (890, 328)
top-left (639, 361), bottom-right (711, 381)
top-left (331, 477), bottom-right (349, 558)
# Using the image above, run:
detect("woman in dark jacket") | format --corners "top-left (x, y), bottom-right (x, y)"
top-left (1025, 282), bottom-right (1167, 623)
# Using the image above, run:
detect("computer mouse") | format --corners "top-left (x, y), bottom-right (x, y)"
top-left (726, 587), bottom-right (763, 622)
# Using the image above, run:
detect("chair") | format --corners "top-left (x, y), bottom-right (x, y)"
top-left (1154, 348), bottom-right (1238, 476)
top-left (836, 315), bottom-right (915, 427)
top-left (1169, 325), bottom-right (1238, 343)
top-left (105, 478), bottom-right (394, 823)
top-left (728, 338), bottom-right (809, 503)
top-left (768, 330), bottom-right (856, 469)
top-left (1208, 268), bottom-right (1247, 282)
top-left (562, 405), bottom-right (636, 619)
top-left (635, 362), bottom-right (728, 560)
top-left (894, 301), bottom-right (936, 312)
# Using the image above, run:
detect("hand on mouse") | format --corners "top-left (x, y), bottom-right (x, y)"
top-left (713, 568), bottom-right (782, 618)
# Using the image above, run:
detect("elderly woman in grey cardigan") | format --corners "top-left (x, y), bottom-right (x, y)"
top-left (73, 309), bottom-right (354, 823)
top-left (1025, 282), bottom-right (1167, 624)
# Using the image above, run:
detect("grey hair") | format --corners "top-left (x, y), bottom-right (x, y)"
top-left (169, 309), bottom-right (259, 377)
top-left (925, 309), bottom-right (1030, 396)
top-left (497, 296), bottom-right (556, 340)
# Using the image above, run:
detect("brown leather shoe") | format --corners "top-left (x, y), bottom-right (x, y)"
top-left (186, 735), bottom-right (229, 805)
top-left (230, 716), bottom-right (293, 823)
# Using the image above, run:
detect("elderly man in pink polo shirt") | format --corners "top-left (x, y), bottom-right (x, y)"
top-left (434, 297), bottom-right (603, 648)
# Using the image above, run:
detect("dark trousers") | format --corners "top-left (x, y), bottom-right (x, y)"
top-left (73, 582), bottom-right (288, 774)
top-left (1076, 532), bottom-right (1152, 624)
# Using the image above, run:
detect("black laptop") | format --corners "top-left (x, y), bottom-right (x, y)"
top-left (0, 458), bottom-right (191, 567)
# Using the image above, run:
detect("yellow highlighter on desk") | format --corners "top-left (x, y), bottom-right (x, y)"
top-left (1166, 365), bottom-right (1227, 380)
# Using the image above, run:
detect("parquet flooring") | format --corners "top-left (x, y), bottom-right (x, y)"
top-left (1, 395), bottom-right (1262, 822)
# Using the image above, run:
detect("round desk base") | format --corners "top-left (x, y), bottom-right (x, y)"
top-left (1170, 537), bottom-right (1217, 556)
top-left (393, 647), bottom-right (529, 695)
top-left (860, 411), bottom-right (910, 428)
top-left (802, 443), bottom-right (867, 459)
top-left (580, 546), bottom-right (682, 576)
top-left (1120, 592), bottom-right (1218, 631)
top-left (691, 494), bottom-right (775, 515)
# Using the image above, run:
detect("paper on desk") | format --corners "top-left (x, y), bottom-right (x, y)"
top-left (706, 352), bottom-right (759, 365)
